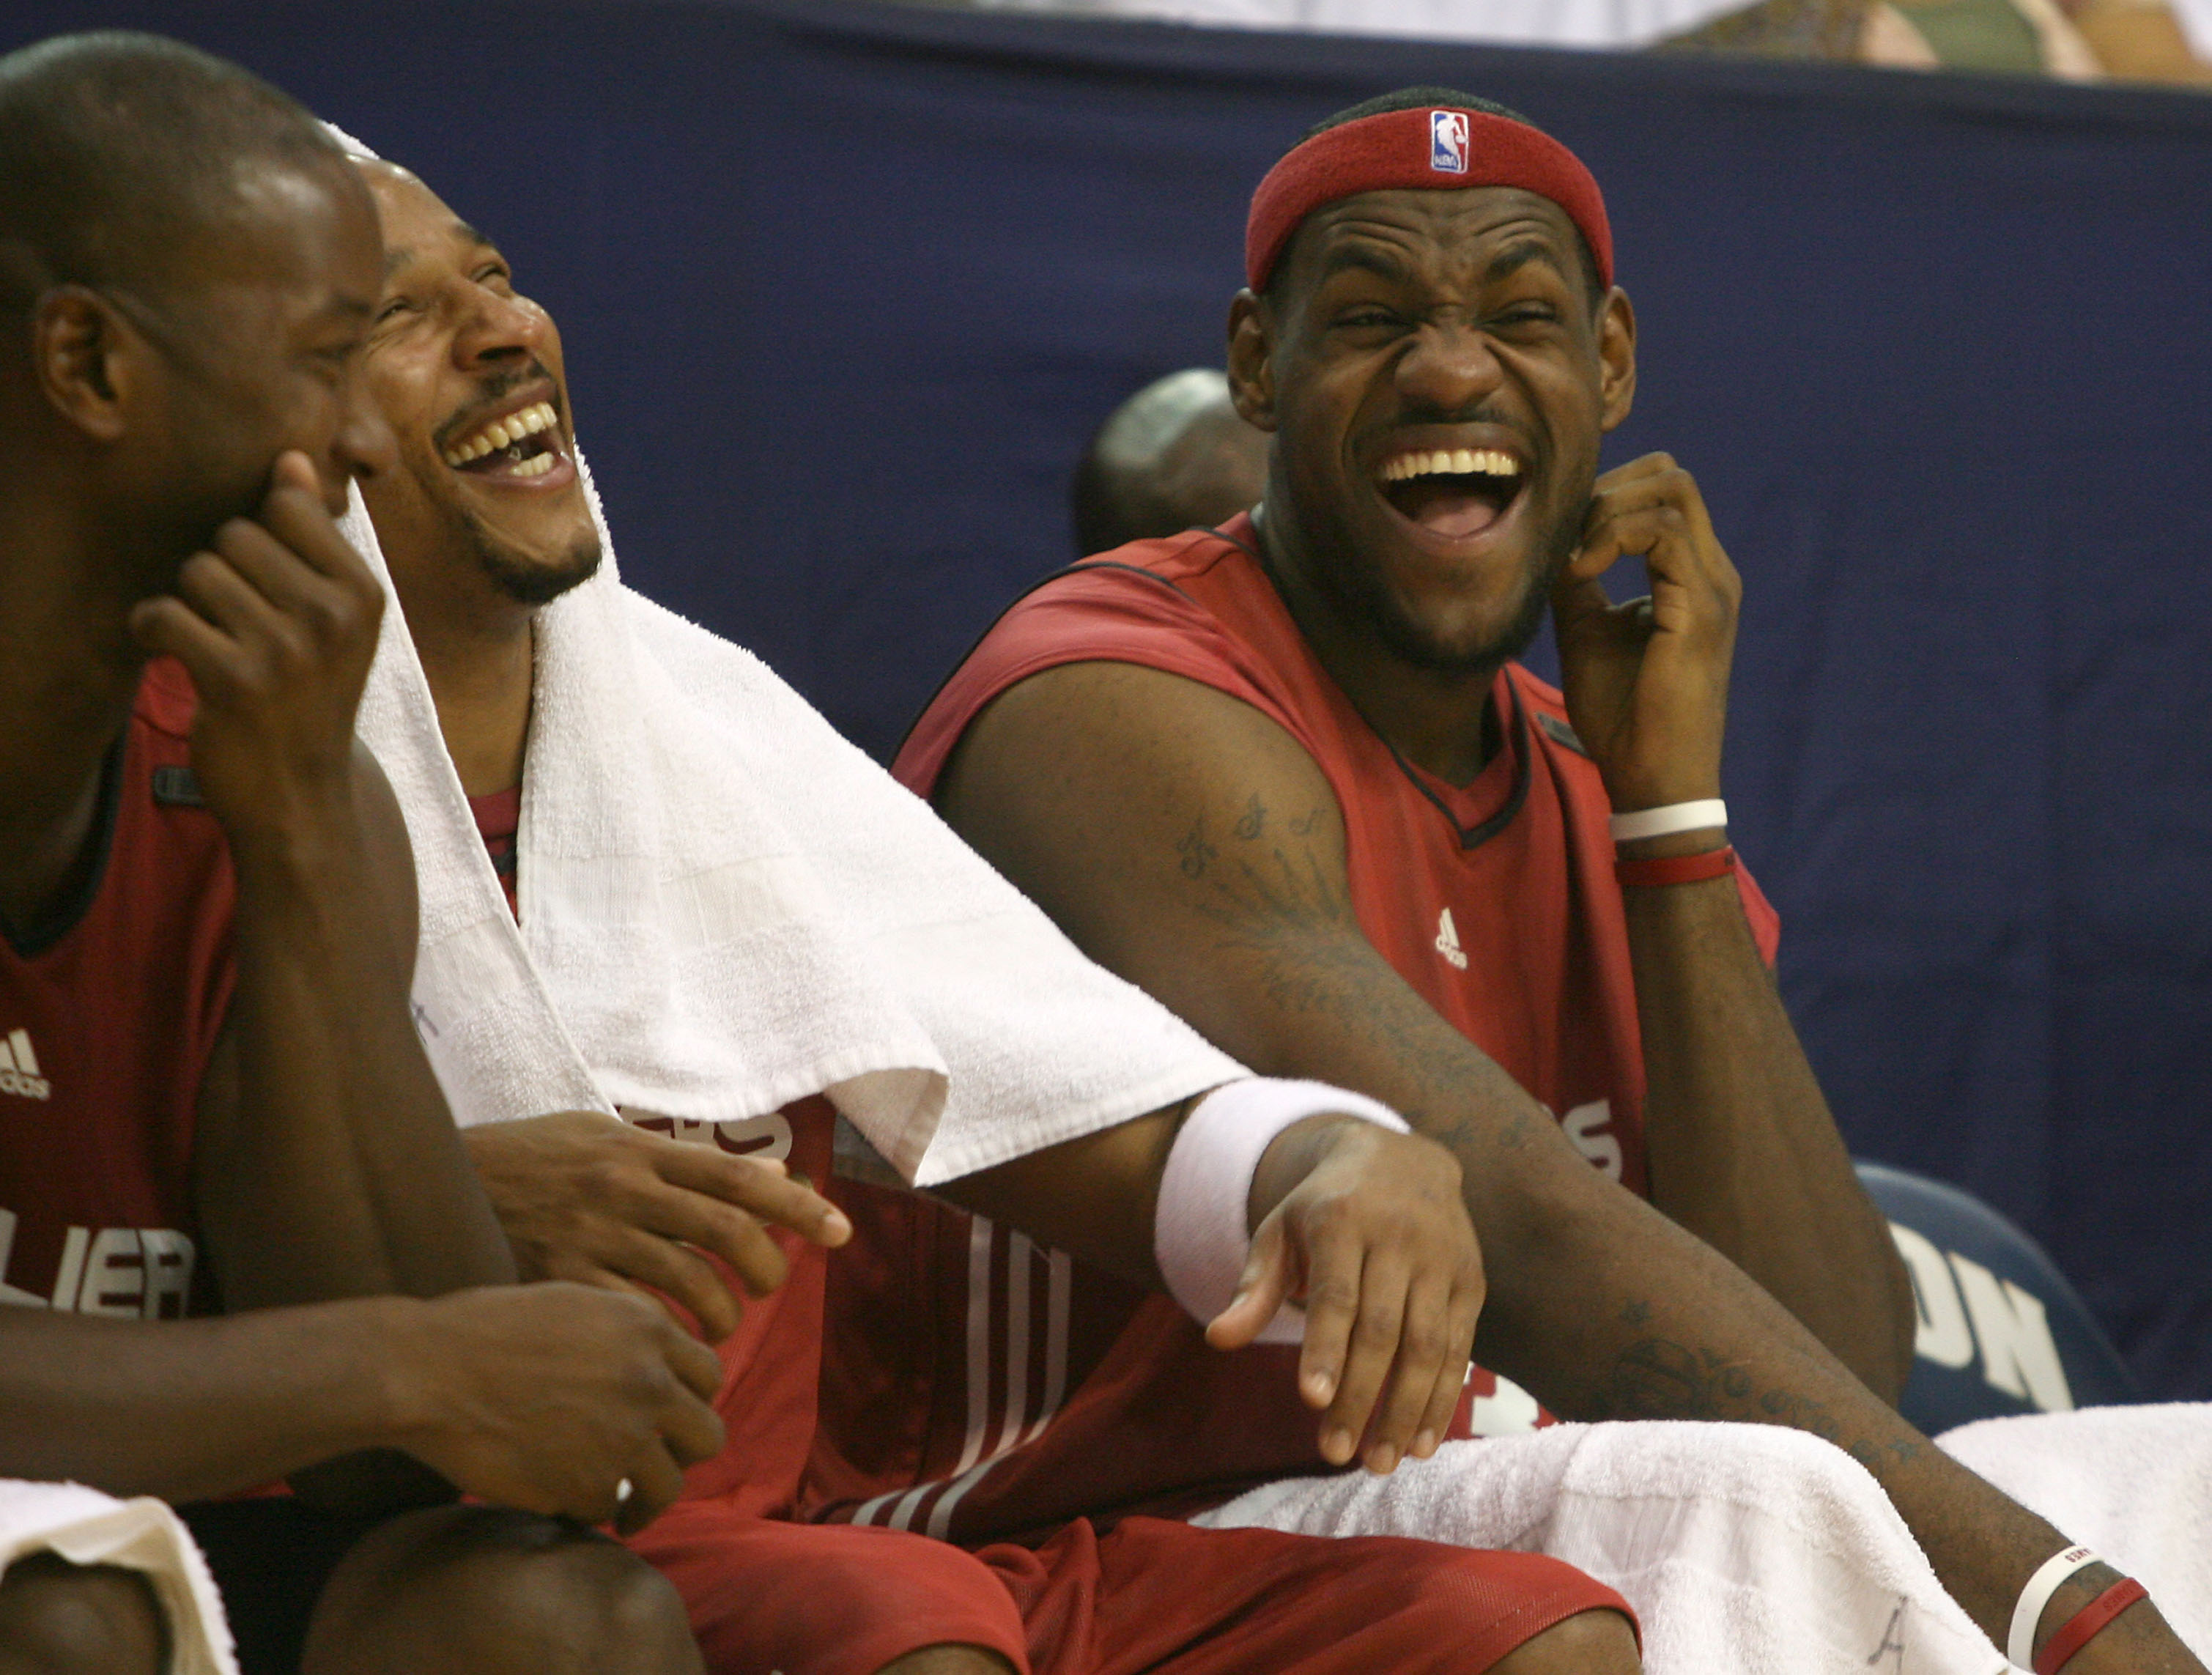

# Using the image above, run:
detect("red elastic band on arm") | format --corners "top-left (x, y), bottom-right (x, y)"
top-left (1615, 847), bottom-right (1736, 890)
top-left (1245, 106), bottom-right (1613, 292)
top-left (2035, 1578), bottom-right (2148, 1675)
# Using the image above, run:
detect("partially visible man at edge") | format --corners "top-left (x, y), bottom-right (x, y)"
top-left (891, 88), bottom-right (2204, 1674)
top-left (344, 147), bottom-right (1639, 1675)
top-left (0, 34), bottom-right (730, 1675)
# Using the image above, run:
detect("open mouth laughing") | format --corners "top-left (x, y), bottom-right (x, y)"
top-left (1376, 445), bottom-right (1525, 543)
top-left (440, 397), bottom-right (569, 484)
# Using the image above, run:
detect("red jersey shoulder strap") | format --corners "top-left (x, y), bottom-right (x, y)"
top-left (893, 525), bottom-right (1238, 767)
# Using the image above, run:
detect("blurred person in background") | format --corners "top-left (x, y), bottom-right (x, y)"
top-left (1070, 368), bottom-right (1270, 556)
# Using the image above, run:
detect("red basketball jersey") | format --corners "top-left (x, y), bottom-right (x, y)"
top-left (899, 517), bottom-right (1777, 1175)
top-left (0, 658), bottom-right (235, 1319)
top-left (807, 518), bottom-right (1781, 1543)
top-left (654, 1093), bottom-right (843, 1515)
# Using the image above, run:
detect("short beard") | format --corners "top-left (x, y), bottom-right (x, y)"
top-left (1344, 517), bottom-right (1577, 681)
top-left (456, 501), bottom-right (604, 607)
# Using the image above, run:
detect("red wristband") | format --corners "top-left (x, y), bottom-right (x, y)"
top-left (1615, 846), bottom-right (1736, 889)
top-left (2035, 1577), bottom-right (2148, 1675)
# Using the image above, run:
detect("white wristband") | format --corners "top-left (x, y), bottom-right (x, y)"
top-left (2009, 1545), bottom-right (2102, 1670)
top-left (1155, 1078), bottom-right (1410, 1345)
top-left (1608, 799), bottom-right (1728, 843)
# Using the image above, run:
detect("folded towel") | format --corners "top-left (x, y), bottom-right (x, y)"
top-left (0, 1480), bottom-right (235, 1675)
top-left (1194, 1421), bottom-right (2010, 1674)
top-left (343, 456), bottom-right (1244, 1186)
top-left (1941, 1404), bottom-right (2212, 1659)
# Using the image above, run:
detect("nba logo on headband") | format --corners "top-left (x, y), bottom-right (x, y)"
top-left (1429, 110), bottom-right (1469, 174)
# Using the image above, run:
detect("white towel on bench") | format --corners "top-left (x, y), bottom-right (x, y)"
top-left (1195, 1421), bottom-right (2011, 1675)
top-left (1941, 1404), bottom-right (2212, 1660)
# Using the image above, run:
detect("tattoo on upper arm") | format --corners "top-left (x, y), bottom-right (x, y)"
top-left (1169, 793), bottom-right (1482, 1120)
top-left (1176, 824), bottom-right (1218, 879)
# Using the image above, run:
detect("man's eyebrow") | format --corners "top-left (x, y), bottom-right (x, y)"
top-left (1315, 243), bottom-right (1414, 286)
top-left (1482, 238), bottom-right (1568, 285)
top-left (383, 223), bottom-right (498, 277)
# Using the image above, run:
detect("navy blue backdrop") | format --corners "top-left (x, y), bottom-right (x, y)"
top-left (10, 0), bottom-right (2211, 1397)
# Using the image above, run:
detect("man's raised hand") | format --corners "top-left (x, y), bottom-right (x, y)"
top-left (1550, 453), bottom-right (1740, 816)
top-left (464, 1112), bottom-right (852, 1342)
top-left (1207, 1117), bottom-right (1484, 1476)
top-left (126, 450), bottom-right (385, 843)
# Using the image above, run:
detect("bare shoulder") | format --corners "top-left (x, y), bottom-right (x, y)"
top-left (938, 659), bottom-right (1358, 1066)
top-left (942, 661), bottom-right (1346, 901)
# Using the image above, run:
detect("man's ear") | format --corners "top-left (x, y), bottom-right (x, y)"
top-left (1226, 289), bottom-right (1279, 434)
top-left (1597, 286), bottom-right (1637, 433)
top-left (32, 284), bottom-right (143, 443)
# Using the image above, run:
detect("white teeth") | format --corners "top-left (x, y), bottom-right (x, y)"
top-left (510, 451), bottom-right (556, 478)
top-left (1380, 447), bottom-right (1522, 484)
top-left (442, 402), bottom-right (561, 467)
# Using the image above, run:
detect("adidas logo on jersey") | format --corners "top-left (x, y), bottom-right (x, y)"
top-left (1434, 908), bottom-right (1468, 970)
top-left (0, 1030), bottom-right (48, 1101)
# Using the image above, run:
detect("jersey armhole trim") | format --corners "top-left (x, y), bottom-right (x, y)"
top-left (891, 540), bottom-right (1222, 765)
top-left (1, 733), bottom-right (127, 958)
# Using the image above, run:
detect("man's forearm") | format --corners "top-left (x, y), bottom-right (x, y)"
top-left (1229, 922), bottom-right (2124, 1652)
top-left (1475, 1164), bottom-right (2192, 1657)
top-left (0, 1304), bottom-right (425, 1504)
top-left (1620, 859), bottom-right (1915, 1397)
top-left (196, 777), bottom-right (513, 1309)
top-left (938, 1105), bottom-right (1183, 1285)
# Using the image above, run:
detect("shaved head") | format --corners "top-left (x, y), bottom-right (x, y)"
top-left (0, 32), bottom-right (352, 321)
top-left (0, 32), bottom-right (388, 596)
top-left (1071, 368), bottom-right (1270, 557)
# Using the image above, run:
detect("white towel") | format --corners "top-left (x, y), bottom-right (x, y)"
top-left (1940, 1405), bottom-right (2212, 1660)
top-left (1194, 1422), bottom-right (2011, 1675)
top-left (343, 457), bottom-right (1245, 1186)
top-left (0, 1480), bottom-right (236, 1675)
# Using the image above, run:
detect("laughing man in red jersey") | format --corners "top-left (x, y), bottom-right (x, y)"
top-left (340, 145), bottom-right (1644, 1675)
top-left (890, 87), bottom-right (2205, 1675)
top-left (0, 34), bottom-right (739, 1675)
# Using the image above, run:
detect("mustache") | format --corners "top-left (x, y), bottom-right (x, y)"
top-left (434, 363), bottom-right (557, 451)
top-left (1374, 401), bottom-right (1522, 432)
top-left (1359, 403), bottom-right (1538, 465)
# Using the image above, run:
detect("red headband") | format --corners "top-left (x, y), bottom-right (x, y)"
top-left (1245, 106), bottom-right (1613, 293)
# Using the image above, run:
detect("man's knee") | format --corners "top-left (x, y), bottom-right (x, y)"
top-left (876, 1646), bottom-right (1019, 1675)
top-left (301, 1504), bottom-right (700, 1675)
top-left (1488, 1608), bottom-right (1640, 1675)
top-left (0, 1553), bottom-right (166, 1675)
